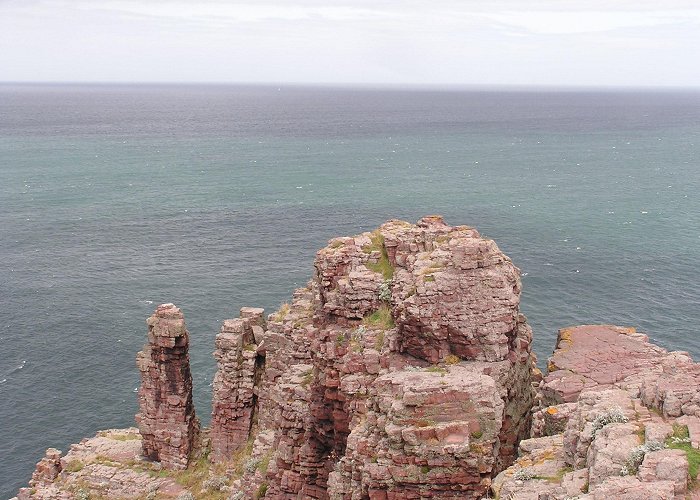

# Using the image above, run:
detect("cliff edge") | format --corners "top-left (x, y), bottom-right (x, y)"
top-left (15, 217), bottom-right (700, 500)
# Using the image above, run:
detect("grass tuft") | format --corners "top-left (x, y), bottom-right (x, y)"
top-left (363, 304), bottom-right (394, 330)
top-left (257, 451), bottom-right (273, 475)
top-left (444, 354), bottom-right (460, 365)
top-left (374, 330), bottom-right (385, 351)
top-left (666, 424), bottom-right (700, 485)
top-left (231, 434), bottom-right (256, 477)
top-left (301, 369), bottom-right (314, 388)
top-left (363, 230), bottom-right (394, 280)
top-left (174, 455), bottom-right (212, 490)
top-left (272, 303), bottom-right (290, 322)
top-left (255, 483), bottom-right (268, 498)
top-left (98, 431), bottom-right (140, 441)
top-left (64, 460), bottom-right (85, 473)
top-left (425, 366), bottom-right (447, 375)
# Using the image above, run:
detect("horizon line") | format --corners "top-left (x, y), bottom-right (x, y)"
top-left (1, 81), bottom-right (699, 92)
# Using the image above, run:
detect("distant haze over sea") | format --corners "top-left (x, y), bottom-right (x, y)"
top-left (1, 84), bottom-right (698, 497)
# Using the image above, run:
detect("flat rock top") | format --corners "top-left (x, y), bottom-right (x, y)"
top-left (543, 325), bottom-right (670, 402)
top-left (21, 428), bottom-right (187, 499)
top-left (549, 325), bottom-right (667, 378)
top-left (145, 303), bottom-right (187, 338)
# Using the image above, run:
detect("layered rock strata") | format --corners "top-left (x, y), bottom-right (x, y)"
top-left (17, 429), bottom-right (187, 499)
top-left (17, 217), bottom-right (700, 500)
top-left (496, 325), bottom-right (700, 500)
top-left (210, 307), bottom-right (267, 462)
top-left (249, 216), bottom-right (538, 499)
top-left (135, 303), bottom-right (199, 470)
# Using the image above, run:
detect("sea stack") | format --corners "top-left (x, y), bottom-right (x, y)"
top-left (135, 303), bottom-right (199, 469)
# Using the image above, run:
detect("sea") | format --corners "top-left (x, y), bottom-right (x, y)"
top-left (1, 84), bottom-right (698, 497)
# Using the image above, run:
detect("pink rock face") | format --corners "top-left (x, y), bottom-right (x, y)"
top-left (210, 308), bottom-right (266, 462)
top-left (316, 216), bottom-right (524, 364)
top-left (586, 476), bottom-right (676, 500)
top-left (540, 324), bottom-right (700, 420)
top-left (638, 449), bottom-right (688, 494)
top-left (541, 325), bottom-right (671, 404)
top-left (135, 304), bottom-right (199, 470)
top-left (641, 357), bottom-right (700, 418)
top-left (388, 220), bottom-right (522, 364)
top-left (259, 216), bottom-right (536, 499)
top-left (497, 323), bottom-right (700, 500)
top-left (17, 428), bottom-right (186, 500)
top-left (29, 448), bottom-right (62, 486)
top-left (334, 366), bottom-right (505, 498)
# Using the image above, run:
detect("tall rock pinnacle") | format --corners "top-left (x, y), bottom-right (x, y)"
top-left (135, 303), bottom-right (199, 469)
top-left (210, 307), bottom-right (267, 462)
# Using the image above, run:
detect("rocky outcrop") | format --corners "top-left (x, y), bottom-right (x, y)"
top-left (210, 307), bottom-right (266, 462)
top-left (245, 216), bottom-right (538, 499)
top-left (16, 216), bottom-right (700, 500)
top-left (16, 429), bottom-right (188, 499)
top-left (497, 324), bottom-right (700, 500)
top-left (537, 324), bottom-right (700, 418)
top-left (135, 303), bottom-right (199, 470)
top-left (26, 449), bottom-right (62, 490)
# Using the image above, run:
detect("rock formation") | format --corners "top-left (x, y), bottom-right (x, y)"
top-left (16, 429), bottom-right (188, 500)
top-left (242, 216), bottom-right (537, 499)
top-left (135, 303), bottom-right (199, 470)
top-left (210, 307), bottom-right (267, 462)
top-left (26, 449), bottom-right (62, 490)
top-left (14, 217), bottom-right (700, 500)
top-left (495, 325), bottom-right (700, 499)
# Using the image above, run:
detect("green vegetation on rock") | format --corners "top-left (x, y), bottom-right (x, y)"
top-left (272, 303), bottom-right (290, 322)
top-left (363, 304), bottom-right (394, 330)
top-left (363, 230), bottom-right (394, 280)
top-left (666, 424), bottom-right (700, 485)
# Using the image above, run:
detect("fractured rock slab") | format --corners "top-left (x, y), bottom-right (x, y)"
top-left (539, 324), bottom-right (700, 424)
top-left (17, 428), bottom-right (184, 500)
top-left (336, 365), bottom-right (505, 498)
top-left (541, 325), bottom-right (668, 404)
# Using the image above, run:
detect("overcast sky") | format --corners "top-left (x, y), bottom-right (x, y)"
top-left (1, 0), bottom-right (699, 87)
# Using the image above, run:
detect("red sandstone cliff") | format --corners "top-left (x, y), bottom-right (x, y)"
top-left (15, 217), bottom-right (700, 500)
top-left (135, 304), bottom-right (200, 470)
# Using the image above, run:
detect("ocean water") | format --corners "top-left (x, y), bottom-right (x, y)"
top-left (1, 84), bottom-right (699, 497)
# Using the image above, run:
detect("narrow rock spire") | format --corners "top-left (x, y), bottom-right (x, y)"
top-left (210, 307), bottom-right (266, 462)
top-left (135, 303), bottom-right (199, 469)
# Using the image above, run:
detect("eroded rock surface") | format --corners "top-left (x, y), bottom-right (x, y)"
top-left (498, 324), bottom-right (700, 500)
top-left (236, 216), bottom-right (538, 499)
top-left (539, 324), bottom-right (698, 410)
top-left (18, 217), bottom-right (700, 500)
top-left (135, 303), bottom-right (199, 470)
top-left (16, 429), bottom-right (186, 500)
top-left (210, 308), bottom-right (266, 462)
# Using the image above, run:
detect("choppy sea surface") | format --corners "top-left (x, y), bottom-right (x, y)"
top-left (1, 84), bottom-right (699, 497)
